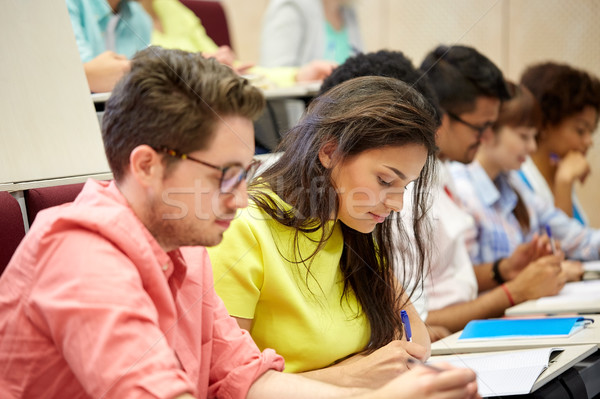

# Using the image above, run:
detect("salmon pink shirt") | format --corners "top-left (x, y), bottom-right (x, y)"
top-left (0, 180), bottom-right (283, 398)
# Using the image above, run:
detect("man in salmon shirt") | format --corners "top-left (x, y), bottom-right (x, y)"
top-left (0, 46), bottom-right (478, 399)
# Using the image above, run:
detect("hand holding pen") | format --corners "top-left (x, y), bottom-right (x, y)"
top-left (401, 310), bottom-right (412, 342)
top-left (379, 357), bottom-right (480, 399)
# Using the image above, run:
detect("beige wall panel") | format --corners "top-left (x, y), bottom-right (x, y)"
top-left (384, 0), bottom-right (506, 70)
top-left (0, 0), bottom-right (109, 185)
top-left (508, 0), bottom-right (600, 227)
top-left (353, 0), bottom-right (389, 52)
top-left (224, 0), bottom-right (600, 227)
top-left (222, 0), bottom-right (269, 63)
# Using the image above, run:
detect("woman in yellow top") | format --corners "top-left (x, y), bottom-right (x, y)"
top-left (208, 76), bottom-right (438, 388)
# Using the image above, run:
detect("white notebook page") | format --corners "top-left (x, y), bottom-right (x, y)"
top-left (428, 347), bottom-right (561, 397)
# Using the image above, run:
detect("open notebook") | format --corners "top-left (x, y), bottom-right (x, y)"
top-left (458, 317), bottom-right (592, 341)
top-left (427, 346), bottom-right (596, 397)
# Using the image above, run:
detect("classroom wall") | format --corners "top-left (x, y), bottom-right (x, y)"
top-left (222, 0), bottom-right (600, 228)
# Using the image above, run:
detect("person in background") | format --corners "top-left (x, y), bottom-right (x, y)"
top-left (0, 47), bottom-right (478, 399)
top-left (209, 76), bottom-right (440, 388)
top-left (519, 62), bottom-right (600, 225)
top-left (449, 82), bottom-right (593, 292)
top-left (416, 45), bottom-right (564, 334)
top-left (260, 0), bottom-right (363, 67)
top-left (66, 0), bottom-right (152, 92)
top-left (318, 50), bottom-right (451, 340)
top-left (141, 0), bottom-right (336, 86)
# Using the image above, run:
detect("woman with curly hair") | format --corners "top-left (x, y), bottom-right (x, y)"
top-left (520, 62), bottom-right (600, 225)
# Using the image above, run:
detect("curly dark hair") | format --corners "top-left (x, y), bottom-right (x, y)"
top-left (420, 45), bottom-right (510, 115)
top-left (520, 62), bottom-right (600, 127)
top-left (320, 50), bottom-right (441, 126)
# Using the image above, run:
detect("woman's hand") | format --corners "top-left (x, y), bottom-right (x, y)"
top-left (506, 254), bottom-right (567, 303)
top-left (334, 340), bottom-right (428, 388)
top-left (202, 45), bottom-right (236, 66)
top-left (556, 151), bottom-right (591, 185)
top-left (371, 363), bottom-right (480, 399)
top-left (561, 260), bottom-right (584, 282)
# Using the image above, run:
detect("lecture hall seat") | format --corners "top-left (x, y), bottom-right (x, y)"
top-left (25, 183), bottom-right (85, 227)
top-left (0, 192), bottom-right (26, 275)
top-left (180, 0), bottom-right (232, 48)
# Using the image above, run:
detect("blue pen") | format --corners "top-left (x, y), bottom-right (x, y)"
top-left (401, 310), bottom-right (412, 342)
top-left (545, 225), bottom-right (557, 254)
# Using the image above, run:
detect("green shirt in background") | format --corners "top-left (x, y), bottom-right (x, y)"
top-left (324, 21), bottom-right (352, 65)
top-left (150, 0), bottom-right (299, 87)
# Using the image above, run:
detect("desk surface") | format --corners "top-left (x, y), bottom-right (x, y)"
top-left (432, 314), bottom-right (600, 356)
top-left (506, 280), bottom-right (600, 316)
top-left (91, 81), bottom-right (322, 104)
top-left (0, 173), bottom-right (113, 193)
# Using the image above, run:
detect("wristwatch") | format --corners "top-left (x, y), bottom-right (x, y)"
top-left (491, 257), bottom-right (506, 285)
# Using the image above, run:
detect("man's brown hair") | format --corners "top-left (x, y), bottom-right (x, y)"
top-left (102, 47), bottom-right (265, 181)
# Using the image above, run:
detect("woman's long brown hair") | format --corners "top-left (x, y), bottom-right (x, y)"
top-left (250, 76), bottom-right (438, 351)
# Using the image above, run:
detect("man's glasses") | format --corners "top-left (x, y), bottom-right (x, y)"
top-left (446, 111), bottom-right (493, 138)
top-left (157, 147), bottom-right (260, 193)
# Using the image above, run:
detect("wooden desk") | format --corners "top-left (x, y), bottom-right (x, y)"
top-left (90, 80), bottom-right (321, 105)
top-left (261, 81), bottom-right (321, 100)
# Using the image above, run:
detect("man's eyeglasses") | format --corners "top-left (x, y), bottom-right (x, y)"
top-left (446, 111), bottom-right (493, 138)
top-left (156, 147), bottom-right (260, 193)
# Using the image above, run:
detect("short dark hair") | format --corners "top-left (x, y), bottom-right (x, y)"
top-left (319, 50), bottom-right (441, 126)
top-left (520, 61), bottom-right (600, 128)
top-left (420, 45), bottom-right (510, 115)
top-left (102, 47), bottom-right (265, 181)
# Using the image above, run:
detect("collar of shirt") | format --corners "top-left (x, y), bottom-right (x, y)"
top-left (94, 0), bottom-right (134, 30)
top-left (90, 180), bottom-right (188, 280)
top-left (468, 160), bottom-right (517, 218)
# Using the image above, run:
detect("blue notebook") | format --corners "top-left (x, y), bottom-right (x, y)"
top-left (458, 317), bottom-right (592, 341)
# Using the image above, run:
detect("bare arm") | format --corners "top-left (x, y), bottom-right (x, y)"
top-left (231, 292), bottom-right (431, 390)
top-left (426, 285), bottom-right (512, 333)
top-left (248, 370), bottom-right (367, 398)
top-left (473, 261), bottom-right (498, 292)
top-left (247, 366), bottom-right (479, 399)
top-left (428, 254), bottom-right (567, 333)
